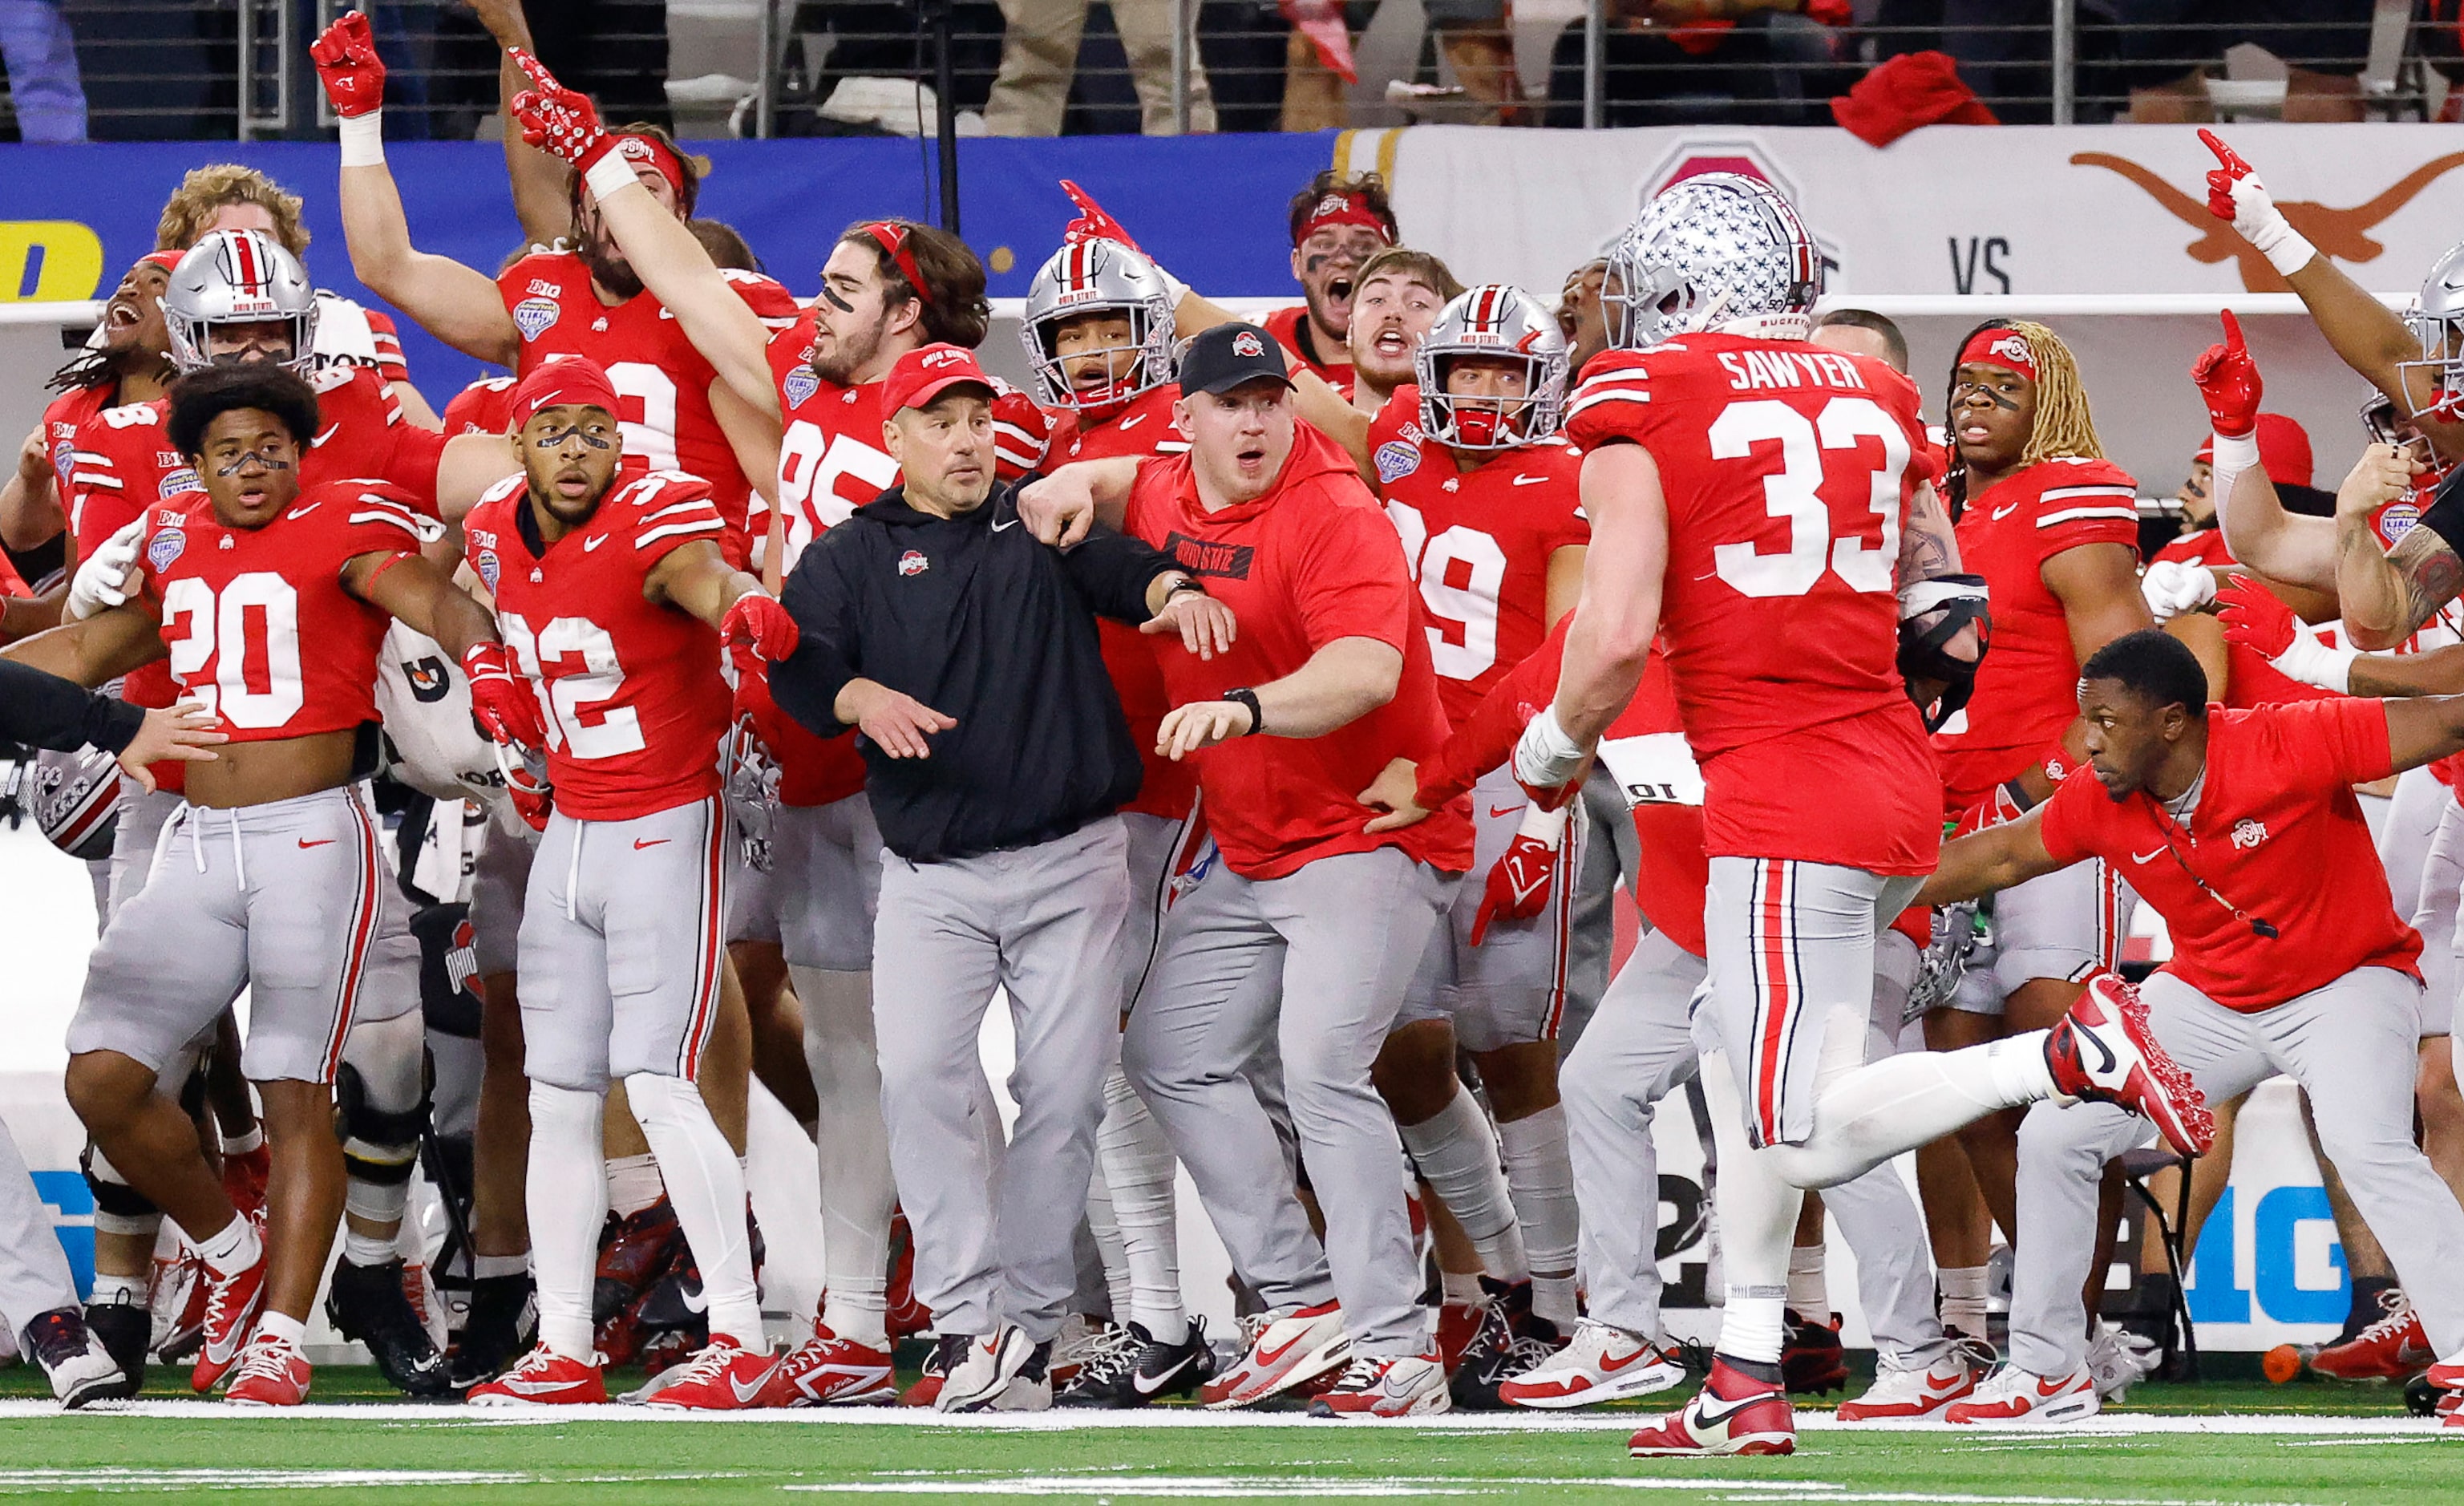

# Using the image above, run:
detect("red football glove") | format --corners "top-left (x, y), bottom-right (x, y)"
top-left (463, 642), bottom-right (545, 750)
top-left (720, 592), bottom-right (800, 662)
top-left (493, 743), bottom-right (553, 832)
top-left (2190, 310), bottom-right (2260, 440)
top-left (2197, 128), bottom-right (2254, 223)
top-left (1059, 180), bottom-right (1146, 254)
top-left (1470, 805), bottom-right (1568, 947)
top-left (310, 10), bottom-right (386, 119)
top-left (508, 49), bottom-right (616, 176)
top-left (990, 382), bottom-right (1053, 479)
top-left (2216, 573), bottom-right (2296, 658)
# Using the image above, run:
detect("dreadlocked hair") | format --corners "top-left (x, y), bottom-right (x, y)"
top-left (1939, 318), bottom-right (2105, 517)
top-left (47, 342), bottom-right (168, 395)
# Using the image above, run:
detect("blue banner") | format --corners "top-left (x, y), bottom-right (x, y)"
top-left (0, 133), bottom-right (1337, 404)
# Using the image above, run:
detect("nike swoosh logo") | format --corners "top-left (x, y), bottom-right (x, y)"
top-left (312, 426), bottom-right (339, 448)
top-left (1598, 1346), bottom-right (1649, 1374)
top-left (1991, 504), bottom-right (2020, 520)
top-left (297, 838), bottom-right (335, 848)
top-left (1692, 1388), bottom-right (1776, 1430)
top-left (1133, 1352), bottom-right (1194, 1395)
top-left (498, 1376), bottom-right (581, 1395)
top-left (2130, 847), bottom-right (2165, 864)
top-left (634, 837), bottom-right (670, 850)
top-left (1511, 475), bottom-right (1546, 486)
top-left (2076, 1021), bottom-right (2118, 1077)
top-left (1487, 804), bottom-right (1521, 818)
top-left (1254, 1329), bottom-right (1315, 1367)
top-left (730, 1372), bottom-right (769, 1403)
top-left (679, 1285), bottom-right (708, 1314)
top-left (991, 518), bottom-right (1018, 532)
top-left (286, 503), bottom-right (321, 520)
top-left (1119, 414), bottom-right (1147, 431)
top-left (584, 535), bottom-right (608, 552)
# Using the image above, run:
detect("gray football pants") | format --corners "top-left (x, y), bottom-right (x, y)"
top-left (0, 1118), bottom-right (77, 1338)
top-left (1124, 844), bottom-right (1455, 1356)
top-left (2009, 966), bottom-right (2464, 1378)
top-left (1566, 925), bottom-right (1948, 1368)
top-left (872, 817), bottom-right (1130, 1346)
top-left (1558, 766), bottom-right (1641, 1053)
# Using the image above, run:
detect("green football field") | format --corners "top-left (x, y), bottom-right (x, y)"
top-left (1, 1370), bottom-right (2458, 1503)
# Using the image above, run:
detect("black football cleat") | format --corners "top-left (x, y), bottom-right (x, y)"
top-left (326, 1258), bottom-right (452, 1398)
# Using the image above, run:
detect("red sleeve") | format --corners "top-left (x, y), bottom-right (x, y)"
top-left (65, 409), bottom-right (155, 554)
top-left (1367, 385), bottom-right (1416, 453)
top-left (2025, 459), bottom-right (2141, 563)
top-left (2033, 773), bottom-right (2102, 868)
top-left (365, 309), bottom-right (411, 384)
top-left (1289, 492), bottom-right (1418, 654)
top-left (335, 482), bottom-right (431, 564)
top-left (378, 415), bottom-right (449, 518)
top-left (1417, 617), bottom-right (1570, 806)
top-left (624, 472), bottom-right (727, 565)
top-left (990, 381), bottom-right (1050, 480)
top-left (2272, 698), bottom-right (2397, 788)
top-left (1562, 350), bottom-right (1656, 452)
top-left (723, 270), bottom-right (805, 330)
top-left (1535, 447), bottom-right (1590, 554)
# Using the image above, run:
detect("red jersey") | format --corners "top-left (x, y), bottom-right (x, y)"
top-left (441, 375), bottom-right (518, 438)
top-left (2037, 698), bottom-right (2418, 1011)
top-left (465, 469), bottom-right (732, 821)
top-left (1042, 383), bottom-right (1195, 822)
top-left (1566, 335), bottom-right (1940, 875)
top-left (364, 309), bottom-right (410, 386)
top-left (1368, 383), bottom-right (1588, 727)
top-left (2153, 526), bottom-right (2231, 567)
top-left (497, 251), bottom-right (801, 538)
top-left (1124, 423), bottom-right (1472, 880)
top-left (1936, 456), bottom-right (2139, 809)
top-left (1262, 305), bottom-right (1354, 399)
top-left (139, 480), bottom-right (424, 743)
top-left (42, 384), bottom-right (116, 516)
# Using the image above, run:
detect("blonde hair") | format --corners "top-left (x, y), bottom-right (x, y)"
top-left (157, 165), bottom-right (310, 256)
top-left (1943, 318), bottom-right (2104, 512)
top-left (1354, 247), bottom-right (1464, 305)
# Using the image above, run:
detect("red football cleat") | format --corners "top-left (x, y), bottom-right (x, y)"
top-left (2045, 974), bottom-right (2213, 1156)
top-left (1306, 1350), bottom-right (1449, 1417)
top-left (759, 1320), bottom-right (896, 1407)
top-left (644, 1334), bottom-right (778, 1410)
top-left (2312, 1290), bottom-right (2433, 1382)
top-left (1628, 1357), bottom-right (1794, 1456)
top-left (1200, 1301), bottom-right (1349, 1409)
top-left (222, 1329), bottom-right (310, 1407)
top-left (221, 1144), bottom-right (270, 1222)
top-left (466, 1344), bottom-right (608, 1406)
top-left (188, 1246), bottom-right (268, 1393)
top-left (884, 1210), bottom-right (931, 1341)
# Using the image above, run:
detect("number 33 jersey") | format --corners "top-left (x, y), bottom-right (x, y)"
top-left (1566, 334), bottom-right (1940, 874)
top-left (463, 471), bottom-right (734, 821)
top-left (139, 479), bottom-right (427, 739)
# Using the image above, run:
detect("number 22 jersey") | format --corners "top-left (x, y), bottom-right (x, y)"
top-left (1566, 334), bottom-right (1940, 874)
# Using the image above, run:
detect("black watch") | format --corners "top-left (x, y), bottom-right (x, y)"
top-left (1223, 686), bottom-right (1264, 736)
top-left (1164, 574), bottom-right (1208, 601)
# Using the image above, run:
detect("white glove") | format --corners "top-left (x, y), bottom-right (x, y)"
top-left (2139, 560), bottom-right (2217, 624)
top-left (66, 519), bottom-right (145, 621)
top-left (2269, 630), bottom-right (2359, 695)
top-left (2212, 155), bottom-right (2316, 278)
top-left (1511, 705), bottom-right (1589, 791)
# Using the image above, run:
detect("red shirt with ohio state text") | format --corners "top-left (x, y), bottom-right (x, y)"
top-left (139, 480), bottom-right (425, 742)
top-left (1123, 423), bottom-right (1472, 880)
top-left (497, 250), bottom-right (801, 545)
top-left (2036, 698), bottom-right (2418, 1012)
top-left (1367, 383), bottom-right (1588, 728)
top-left (746, 310), bottom-right (1050, 806)
top-left (1565, 335), bottom-right (1941, 875)
top-left (463, 470), bottom-right (733, 820)
top-left (1042, 382), bottom-right (1195, 820)
top-left (1935, 455), bottom-right (2140, 810)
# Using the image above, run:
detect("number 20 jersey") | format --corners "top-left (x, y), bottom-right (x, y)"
top-left (1565, 334), bottom-right (1940, 874)
top-left (463, 471), bottom-right (734, 821)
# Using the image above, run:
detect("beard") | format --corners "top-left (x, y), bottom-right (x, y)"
top-left (580, 230), bottom-right (645, 302)
top-left (810, 312), bottom-right (889, 388)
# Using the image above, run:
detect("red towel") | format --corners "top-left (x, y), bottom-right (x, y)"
top-left (1830, 51), bottom-right (1997, 148)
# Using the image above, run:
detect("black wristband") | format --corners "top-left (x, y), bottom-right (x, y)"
top-left (1224, 687), bottom-right (1264, 736)
top-left (2000, 776), bottom-right (2038, 815)
top-left (1165, 576), bottom-right (1208, 601)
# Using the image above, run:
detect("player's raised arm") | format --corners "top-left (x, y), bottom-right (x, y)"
top-left (462, 0), bottom-right (569, 247)
top-left (316, 11), bottom-right (521, 364)
top-left (505, 53), bottom-right (778, 419)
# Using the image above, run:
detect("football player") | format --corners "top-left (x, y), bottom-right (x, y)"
top-left (1260, 172), bottom-right (1399, 397)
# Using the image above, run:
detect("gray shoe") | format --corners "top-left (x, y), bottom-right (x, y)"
top-left (24, 1307), bottom-right (126, 1411)
top-left (933, 1326), bottom-right (1050, 1413)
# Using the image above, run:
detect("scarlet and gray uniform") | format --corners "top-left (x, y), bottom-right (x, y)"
top-left (65, 481), bottom-right (429, 1083)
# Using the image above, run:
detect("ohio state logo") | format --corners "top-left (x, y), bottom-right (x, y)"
top-left (1985, 334), bottom-right (2033, 367)
top-left (2231, 819), bottom-right (2267, 850)
top-left (898, 549), bottom-right (929, 577)
top-left (1232, 331), bottom-right (1264, 358)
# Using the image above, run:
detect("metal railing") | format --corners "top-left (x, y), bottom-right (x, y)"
top-left (6, 2), bottom-right (2448, 140)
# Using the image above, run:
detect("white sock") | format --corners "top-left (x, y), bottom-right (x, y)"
top-left (90, 1271), bottom-right (147, 1306)
top-left (1763, 1037), bottom-right (2061, 1188)
top-left (1787, 1243), bottom-right (1828, 1318)
top-left (1085, 1156), bottom-right (1132, 1323)
top-left (257, 1309), bottom-right (306, 1349)
top-left (222, 1123), bottom-right (264, 1156)
top-left (1499, 1103), bottom-right (1579, 1329)
top-left (1398, 1087), bottom-right (1530, 1284)
top-left (605, 1152), bottom-right (665, 1217)
top-left (527, 1079), bottom-right (609, 1359)
top-left (342, 1229), bottom-right (397, 1267)
top-left (193, 1214), bottom-right (261, 1278)
top-left (473, 1253), bottom-right (528, 1281)
top-left (1699, 1055), bottom-right (1802, 1367)
top-left (1940, 1265), bottom-right (1990, 1337)
top-left (1098, 1067), bottom-right (1187, 1344)
top-left (625, 1071), bottom-right (764, 1350)
top-left (795, 966), bottom-right (895, 1348)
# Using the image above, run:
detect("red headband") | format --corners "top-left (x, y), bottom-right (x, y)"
top-left (613, 134), bottom-right (686, 200)
top-left (511, 354), bottom-right (621, 430)
top-left (863, 221), bottom-right (933, 306)
top-left (1293, 192), bottom-right (1393, 249)
top-left (1959, 327), bottom-right (2037, 383)
top-left (140, 249), bottom-right (185, 273)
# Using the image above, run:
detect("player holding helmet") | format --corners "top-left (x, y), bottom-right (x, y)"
top-left (1515, 172), bottom-right (2211, 1457)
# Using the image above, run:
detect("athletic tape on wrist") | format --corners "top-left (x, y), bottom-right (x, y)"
top-left (584, 150), bottom-right (638, 205)
top-left (338, 110), bottom-right (386, 168)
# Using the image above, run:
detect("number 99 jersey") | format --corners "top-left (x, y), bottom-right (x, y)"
top-left (140, 479), bottom-right (428, 739)
top-left (1565, 334), bottom-right (1940, 874)
top-left (463, 470), bottom-right (734, 822)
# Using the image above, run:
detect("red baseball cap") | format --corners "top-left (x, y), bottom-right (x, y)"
top-left (881, 343), bottom-right (993, 415)
top-left (2193, 411), bottom-right (2312, 490)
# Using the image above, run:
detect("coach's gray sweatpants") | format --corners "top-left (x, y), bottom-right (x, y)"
top-left (2009, 966), bottom-right (2464, 1378)
top-left (1558, 767), bottom-right (1641, 1053)
top-left (0, 1118), bottom-right (76, 1337)
top-left (872, 816), bottom-right (1129, 1346)
top-left (1566, 926), bottom-right (1947, 1368)
top-left (1125, 844), bottom-right (1453, 1356)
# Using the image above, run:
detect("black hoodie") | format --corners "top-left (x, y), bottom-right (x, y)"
top-left (770, 476), bottom-right (1183, 862)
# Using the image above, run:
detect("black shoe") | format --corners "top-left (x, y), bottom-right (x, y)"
top-left (1055, 1318), bottom-right (1218, 1407)
top-left (23, 1307), bottom-right (125, 1410)
top-left (1449, 1280), bottom-right (1564, 1411)
top-left (325, 1258), bottom-right (452, 1398)
top-left (82, 1298), bottom-right (148, 1400)
top-left (448, 1272), bottom-right (536, 1389)
top-left (1781, 1308), bottom-right (1847, 1395)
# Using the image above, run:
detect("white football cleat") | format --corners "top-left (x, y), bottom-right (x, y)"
top-left (1499, 1320), bottom-right (1687, 1410)
top-left (1944, 1364), bottom-right (2100, 1425)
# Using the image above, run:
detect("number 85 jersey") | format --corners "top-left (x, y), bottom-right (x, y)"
top-left (1565, 334), bottom-right (1940, 874)
top-left (463, 470), bottom-right (734, 822)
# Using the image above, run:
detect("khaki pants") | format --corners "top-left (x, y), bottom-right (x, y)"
top-left (983, 0), bottom-right (1218, 135)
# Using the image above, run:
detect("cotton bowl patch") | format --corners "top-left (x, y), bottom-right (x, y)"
top-left (513, 298), bottom-right (561, 342)
top-left (2380, 502), bottom-right (2420, 539)
top-left (158, 468), bottom-right (199, 500)
top-left (475, 548), bottom-right (500, 593)
top-left (783, 369), bottom-right (819, 409)
top-left (147, 528), bottom-right (184, 570)
top-left (1374, 439), bottom-right (1422, 485)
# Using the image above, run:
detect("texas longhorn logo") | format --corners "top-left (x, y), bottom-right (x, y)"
top-left (2070, 149), bottom-right (2464, 292)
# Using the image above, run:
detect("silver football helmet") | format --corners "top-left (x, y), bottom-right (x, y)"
top-left (1020, 239), bottom-right (1176, 414)
top-left (1602, 172), bottom-right (1823, 352)
top-left (2398, 239), bottom-right (2464, 423)
top-left (1415, 284), bottom-right (1569, 450)
top-left (164, 229), bottom-right (319, 374)
top-left (29, 742), bottom-right (120, 862)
